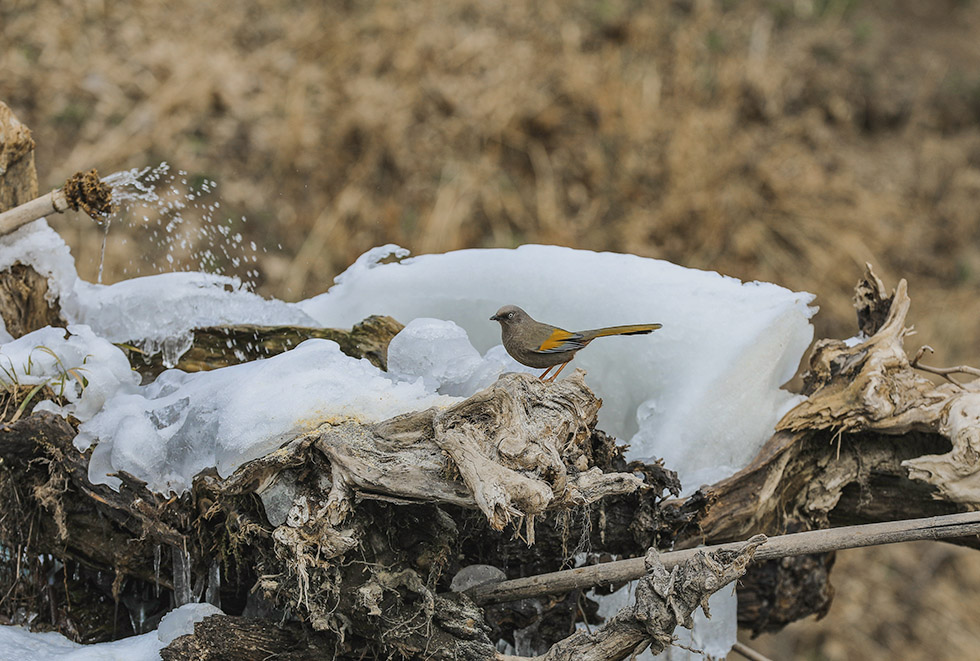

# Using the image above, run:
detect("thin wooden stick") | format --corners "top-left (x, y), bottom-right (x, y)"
top-left (0, 189), bottom-right (70, 236)
top-left (467, 510), bottom-right (980, 605)
top-left (732, 642), bottom-right (775, 661)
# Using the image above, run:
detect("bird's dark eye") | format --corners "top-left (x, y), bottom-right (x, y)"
top-left (507, 312), bottom-right (514, 319)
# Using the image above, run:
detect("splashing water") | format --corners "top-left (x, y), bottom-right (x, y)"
top-left (97, 162), bottom-right (264, 288)
top-left (97, 217), bottom-right (111, 284)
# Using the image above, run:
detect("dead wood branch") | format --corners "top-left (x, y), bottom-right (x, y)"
top-left (495, 537), bottom-right (765, 661)
top-left (652, 265), bottom-right (980, 633)
top-left (466, 510), bottom-right (980, 606)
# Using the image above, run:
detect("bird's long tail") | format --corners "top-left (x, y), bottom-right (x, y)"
top-left (582, 323), bottom-right (662, 340)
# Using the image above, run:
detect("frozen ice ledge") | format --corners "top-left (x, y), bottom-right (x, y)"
top-left (0, 224), bottom-right (814, 498)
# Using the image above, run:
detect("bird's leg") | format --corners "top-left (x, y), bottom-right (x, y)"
top-left (538, 365), bottom-right (555, 380)
top-left (546, 361), bottom-right (571, 382)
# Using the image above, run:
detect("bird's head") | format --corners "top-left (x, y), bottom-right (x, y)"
top-left (490, 305), bottom-right (528, 326)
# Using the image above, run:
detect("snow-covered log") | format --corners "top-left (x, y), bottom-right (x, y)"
top-left (5, 102), bottom-right (980, 660)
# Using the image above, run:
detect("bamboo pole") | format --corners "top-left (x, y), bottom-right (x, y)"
top-left (0, 169), bottom-right (113, 237)
top-left (466, 510), bottom-right (980, 605)
top-left (0, 188), bottom-right (70, 236)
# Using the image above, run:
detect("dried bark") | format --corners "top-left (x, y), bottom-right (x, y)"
top-left (0, 102), bottom-right (38, 212)
top-left (161, 616), bottom-right (337, 660)
top-left (0, 263), bottom-right (67, 337)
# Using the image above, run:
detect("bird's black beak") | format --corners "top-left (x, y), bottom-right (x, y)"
top-left (490, 314), bottom-right (500, 321)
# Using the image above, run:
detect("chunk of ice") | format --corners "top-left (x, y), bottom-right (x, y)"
top-left (386, 318), bottom-right (534, 396)
top-left (302, 244), bottom-right (815, 494)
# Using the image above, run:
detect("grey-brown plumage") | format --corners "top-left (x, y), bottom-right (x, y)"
top-left (490, 304), bottom-right (661, 381)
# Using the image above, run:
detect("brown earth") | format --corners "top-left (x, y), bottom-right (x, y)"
top-left (3, 0), bottom-right (980, 657)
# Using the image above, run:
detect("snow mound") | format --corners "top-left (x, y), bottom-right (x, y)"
top-left (0, 325), bottom-right (140, 422)
top-left (0, 220), bottom-right (79, 342)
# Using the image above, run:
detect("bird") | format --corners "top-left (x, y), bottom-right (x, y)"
top-left (490, 305), bottom-right (662, 382)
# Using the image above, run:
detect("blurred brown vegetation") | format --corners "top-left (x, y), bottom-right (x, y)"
top-left (3, 0), bottom-right (980, 658)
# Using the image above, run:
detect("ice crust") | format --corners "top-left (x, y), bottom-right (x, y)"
top-left (0, 222), bottom-right (317, 366)
top-left (0, 602), bottom-right (221, 660)
top-left (0, 220), bottom-right (80, 342)
top-left (387, 317), bottom-right (535, 396)
top-left (76, 339), bottom-right (457, 494)
top-left (70, 272), bottom-right (318, 367)
top-left (303, 244), bottom-right (815, 492)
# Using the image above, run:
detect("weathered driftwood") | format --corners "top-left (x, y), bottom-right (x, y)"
top-left (657, 265), bottom-right (980, 634)
top-left (496, 537), bottom-right (765, 661)
top-left (317, 372), bottom-right (642, 537)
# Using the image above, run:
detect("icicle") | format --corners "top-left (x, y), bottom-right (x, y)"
top-left (153, 544), bottom-right (161, 597)
top-left (206, 561), bottom-right (221, 608)
top-left (171, 544), bottom-right (192, 606)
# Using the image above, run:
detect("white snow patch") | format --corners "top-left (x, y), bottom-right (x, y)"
top-left (0, 325), bottom-right (140, 422)
top-left (76, 339), bottom-right (457, 494)
top-left (0, 602), bottom-right (222, 660)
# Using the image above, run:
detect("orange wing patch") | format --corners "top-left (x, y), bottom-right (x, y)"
top-left (537, 328), bottom-right (581, 352)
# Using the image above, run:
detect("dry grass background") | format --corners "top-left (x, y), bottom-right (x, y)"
top-left (3, 0), bottom-right (980, 657)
